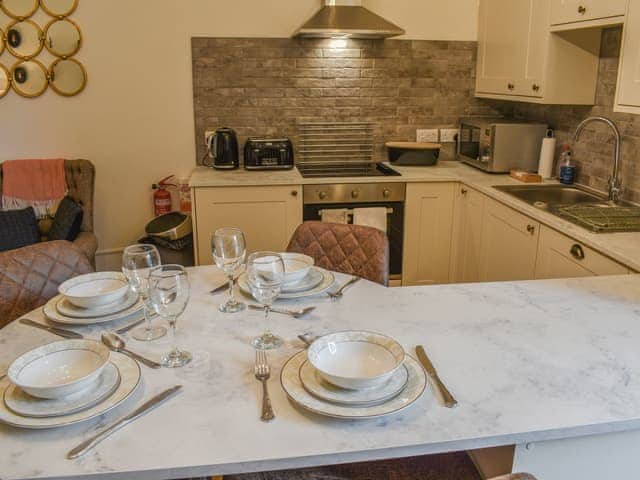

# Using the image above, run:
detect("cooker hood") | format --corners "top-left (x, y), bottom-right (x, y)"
top-left (293, 0), bottom-right (405, 39)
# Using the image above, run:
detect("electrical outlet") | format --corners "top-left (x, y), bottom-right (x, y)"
top-left (416, 129), bottom-right (438, 143)
top-left (440, 128), bottom-right (459, 143)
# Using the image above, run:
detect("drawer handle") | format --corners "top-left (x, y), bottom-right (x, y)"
top-left (532, 84), bottom-right (540, 92)
top-left (461, 188), bottom-right (468, 195)
top-left (291, 190), bottom-right (298, 197)
top-left (507, 83), bottom-right (515, 90)
top-left (578, 5), bottom-right (587, 14)
top-left (526, 224), bottom-right (536, 235)
top-left (570, 244), bottom-right (585, 260)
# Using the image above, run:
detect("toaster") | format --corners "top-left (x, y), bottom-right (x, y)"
top-left (243, 138), bottom-right (294, 170)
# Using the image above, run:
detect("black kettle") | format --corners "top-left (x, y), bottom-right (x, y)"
top-left (204, 127), bottom-right (239, 169)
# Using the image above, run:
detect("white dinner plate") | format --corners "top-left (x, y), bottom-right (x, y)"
top-left (238, 267), bottom-right (335, 300)
top-left (281, 268), bottom-right (323, 293)
top-left (4, 362), bottom-right (121, 418)
top-left (0, 352), bottom-right (140, 429)
top-left (44, 294), bottom-right (144, 326)
top-left (56, 290), bottom-right (138, 319)
top-left (299, 360), bottom-right (409, 407)
top-left (281, 350), bottom-right (427, 419)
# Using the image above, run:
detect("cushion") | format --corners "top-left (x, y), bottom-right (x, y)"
top-left (0, 207), bottom-right (40, 252)
top-left (48, 196), bottom-right (83, 242)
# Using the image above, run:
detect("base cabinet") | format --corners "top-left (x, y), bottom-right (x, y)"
top-left (192, 185), bottom-right (302, 266)
top-left (402, 183), bottom-right (456, 286)
top-left (452, 186), bottom-right (486, 283)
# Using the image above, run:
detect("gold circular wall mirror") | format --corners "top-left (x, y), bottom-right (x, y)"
top-left (6, 20), bottom-right (44, 59)
top-left (49, 58), bottom-right (86, 96)
top-left (11, 60), bottom-right (48, 97)
top-left (0, 64), bottom-right (10, 98)
top-left (45, 19), bottom-right (82, 57)
top-left (0, 0), bottom-right (39, 19)
top-left (40, 0), bottom-right (78, 17)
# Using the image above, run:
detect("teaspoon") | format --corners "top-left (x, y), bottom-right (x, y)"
top-left (101, 332), bottom-right (162, 369)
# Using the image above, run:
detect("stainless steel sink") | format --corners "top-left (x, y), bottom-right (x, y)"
top-left (493, 184), bottom-right (605, 209)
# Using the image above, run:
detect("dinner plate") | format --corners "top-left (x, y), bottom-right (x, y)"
top-left (299, 359), bottom-right (409, 407)
top-left (0, 352), bottom-right (140, 429)
top-left (239, 267), bottom-right (335, 300)
top-left (281, 350), bottom-right (426, 419)
top-left (56, 290), bottom-right (138, 319)
top-left (281, 268), bottom-right (323, 293)
top-left (4, 362), bottom-right (121, 418)
top-left (44, 294), bottom-right (144, 326)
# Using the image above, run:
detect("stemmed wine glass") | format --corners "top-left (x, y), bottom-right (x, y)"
top-left (148, 264), bottom-right (192, 368)
top-left (211, 227), bottom-right (246, 313)
top-left (122, 244), bottom-right (166, 341)
top-left (246, 252), bottom-right (285, 350)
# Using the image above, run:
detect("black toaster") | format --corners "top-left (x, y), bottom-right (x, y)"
top-left (244, 138), bottom-right (294, 170)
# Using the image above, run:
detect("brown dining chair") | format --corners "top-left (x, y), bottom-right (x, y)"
top-left (286, 221), bottom-right (389, 286)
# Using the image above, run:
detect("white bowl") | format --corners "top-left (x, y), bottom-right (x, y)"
top-left (281, 253), bottom-right (314, 286)
top-left (8, 340), bottom-right (110, 399)
top-left (59, 272), bottom-right (130, 309)
top-left (307, 331), bottom-right (405, 390)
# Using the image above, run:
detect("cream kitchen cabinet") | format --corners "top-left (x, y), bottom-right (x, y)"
top-left (476, 0), bottom-right (602, 104)
top-left (534, 225), bottom-right (628, 278)
top-left (550, 0), bottom-right (627, 27)
top-left (402, 183), bottom-right (456, 286)
top-left (615, 0), bottom-right (640, 113)
top-left (478, 198), bottom-right (540, 282)
top-left (192, 185), bottom-right (302, 266)
top-left (451, 185), bottom-right (486, 283)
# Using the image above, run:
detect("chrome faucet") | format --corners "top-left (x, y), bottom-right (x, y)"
top-left (573, 116), bottom-right (623, 203)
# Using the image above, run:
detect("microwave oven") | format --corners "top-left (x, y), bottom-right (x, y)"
top-left (457, 118), bottom-right (548, 173)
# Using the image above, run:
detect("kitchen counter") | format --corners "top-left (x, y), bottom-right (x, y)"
top-left (2, 268), bottom-right (640, 480)
top-left (190, 162), bottom-right (640, 272)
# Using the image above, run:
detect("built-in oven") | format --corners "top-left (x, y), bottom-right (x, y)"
top-left (303, 183), bottom-right (405, 280)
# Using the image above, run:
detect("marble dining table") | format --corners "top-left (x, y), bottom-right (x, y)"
top-left (2, 266), bottom-right (640, 480)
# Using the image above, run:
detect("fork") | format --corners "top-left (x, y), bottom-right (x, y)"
top-left (248, 304), bottom-right (316, 318)
top-left (327, 276), bottom-right (361, 300)
top-left (254, 350), bottom-right (275, 422)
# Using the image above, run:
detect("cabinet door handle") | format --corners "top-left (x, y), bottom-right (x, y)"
top-left (532, 84), bottom-right (540, 92)
top-left (461, 188), bottom-right (468, 195)
top-left (570, 244), bottom-right (585, 260)
top-left (507, 83), bottom-right (515, 90)
top-left (291, 190), bottom-right (298, 197)
top-left (526, 224), bottom-right (536, 235)
top-left (578, 5), bottom-right (587, 14)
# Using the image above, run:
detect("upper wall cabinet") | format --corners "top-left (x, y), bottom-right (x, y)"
top-left (615, 0), bottom-right (640, 113)
top-left (476, 0), bottom-right (603, 104)
top-left (550, 0), bottom-right (627, 28)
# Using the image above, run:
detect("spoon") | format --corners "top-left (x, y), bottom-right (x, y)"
top-left (101, 332), bottom-right (162, 369)
top-left (248, 304), bottom-right (316, 318)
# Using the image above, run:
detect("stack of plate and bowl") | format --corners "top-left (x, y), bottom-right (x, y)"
top-left (281, 331), bottom-right (427, 419)
top-left (43, 272), bottom-right (143, 326)
top-left (238, 253), bottom-right (336, 300)
top-left (0, 339), bottom-right (140, 428)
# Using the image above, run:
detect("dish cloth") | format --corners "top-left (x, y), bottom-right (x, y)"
top-left (2, 159), bottom-right (67, 218)
top-left (353, 207), bottom-right (387, 232)
top-left (320, 208), bottom-right (349, 224)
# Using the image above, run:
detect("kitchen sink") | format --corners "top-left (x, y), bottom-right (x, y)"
top-left (493, 184), bottom-right (605, 209)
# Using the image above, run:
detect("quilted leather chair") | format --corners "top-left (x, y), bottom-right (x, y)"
top-left (0, 159), bottom-right (98, 267)
top-left (286, 221), bottom-right (389, 286)
top-left (0, 240), bottom-right (93, 328)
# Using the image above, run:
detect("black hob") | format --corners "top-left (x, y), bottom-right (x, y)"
top-left (296, 162), bottom-right (401, 178)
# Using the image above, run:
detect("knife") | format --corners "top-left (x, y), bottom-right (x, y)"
top-left (210, 275), bottom-right (240, 294)
top-left (415, 345), bottom-right (458, 408)
top-left (67, 385), bottom-right (183, 459)
top-left (19, 318), bottom-right (84, 339)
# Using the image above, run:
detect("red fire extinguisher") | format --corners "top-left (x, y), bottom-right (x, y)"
top-left (152, 175), bottom-right (176, 217)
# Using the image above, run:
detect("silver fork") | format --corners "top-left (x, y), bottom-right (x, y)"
top-left (248, 304), bottom-right (316, 318)
top-left (328, 276), bottom-right (361, 300)
top-left (254, 350), bottom-right (275, 422)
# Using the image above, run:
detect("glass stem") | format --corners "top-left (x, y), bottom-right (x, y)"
top-left (227, 274), bottom-right (236, 305)
top-left (263, 305), bottom-right (270, 336)
top-left (142, 294), bottom-right (152, 331)
top-left (169, 317), bottom-right (179, 356)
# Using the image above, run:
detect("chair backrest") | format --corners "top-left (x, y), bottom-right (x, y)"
top-left (286, 221), bottom-right (389, 286)
top-left (0, 159), bottom-right (95, 232)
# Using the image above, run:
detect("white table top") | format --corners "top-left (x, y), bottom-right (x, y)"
top-left (2, 267), bottom-right (640, 480)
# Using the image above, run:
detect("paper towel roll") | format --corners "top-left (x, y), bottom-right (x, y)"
top-left (538, 135), bottom-right (556, 179)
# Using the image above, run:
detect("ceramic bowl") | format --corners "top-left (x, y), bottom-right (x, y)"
top-left (8, 339), bottom-right (110, 399)
top-left (307, 331), bottom-right (405, 390)
top-left (281, 253), bottom-right (314, 286)
top-left (59, 272), bottom-right (130, 309)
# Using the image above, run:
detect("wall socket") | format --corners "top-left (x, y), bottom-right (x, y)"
top-left (416, 129), bottom-right (438, 143)
top-left (440, 128), bottom-right (459, 143)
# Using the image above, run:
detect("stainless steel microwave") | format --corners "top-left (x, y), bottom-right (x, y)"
top-left (457, 118), bottom-right (548, 173)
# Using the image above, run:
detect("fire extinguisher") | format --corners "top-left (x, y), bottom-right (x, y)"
top-left (152, 175), bottom-right (176, 217)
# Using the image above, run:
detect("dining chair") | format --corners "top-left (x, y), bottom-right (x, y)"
top-left (286, 221), bottom-right (389, 286)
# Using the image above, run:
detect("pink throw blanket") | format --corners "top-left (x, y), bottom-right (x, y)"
top-left (2, 159), bottom-right (67, 217)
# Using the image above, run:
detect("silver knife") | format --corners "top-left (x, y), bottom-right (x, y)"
top-left (19, 318), bottom-right (84, 339)
top-left (415, 345), bottom-right (458, 408)
top-left (114, 317), bottom-right (146, 334)
top-left (210, 275), bottom-right (240, 294)
top-left (67, 385), bottom-right (183, 459)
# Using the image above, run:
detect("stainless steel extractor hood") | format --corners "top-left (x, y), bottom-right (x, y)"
top-left (293, 0), bottom-right (405, 39)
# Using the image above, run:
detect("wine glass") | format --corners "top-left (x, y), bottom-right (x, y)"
top-left (122, 244), bottom-right (166, 341)
top-left (246, 252), bottom-right (285, 350)
top-left (148, 264), bottom-right (192, 368)
top-left (211, 227), bottom-right (246, 313)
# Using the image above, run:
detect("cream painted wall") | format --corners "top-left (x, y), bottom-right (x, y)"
top-left (0, 1), bottom-right (478, 269)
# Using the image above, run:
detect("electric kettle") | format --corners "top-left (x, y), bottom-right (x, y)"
top-left (204, 127), bottom-right (239, 169)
